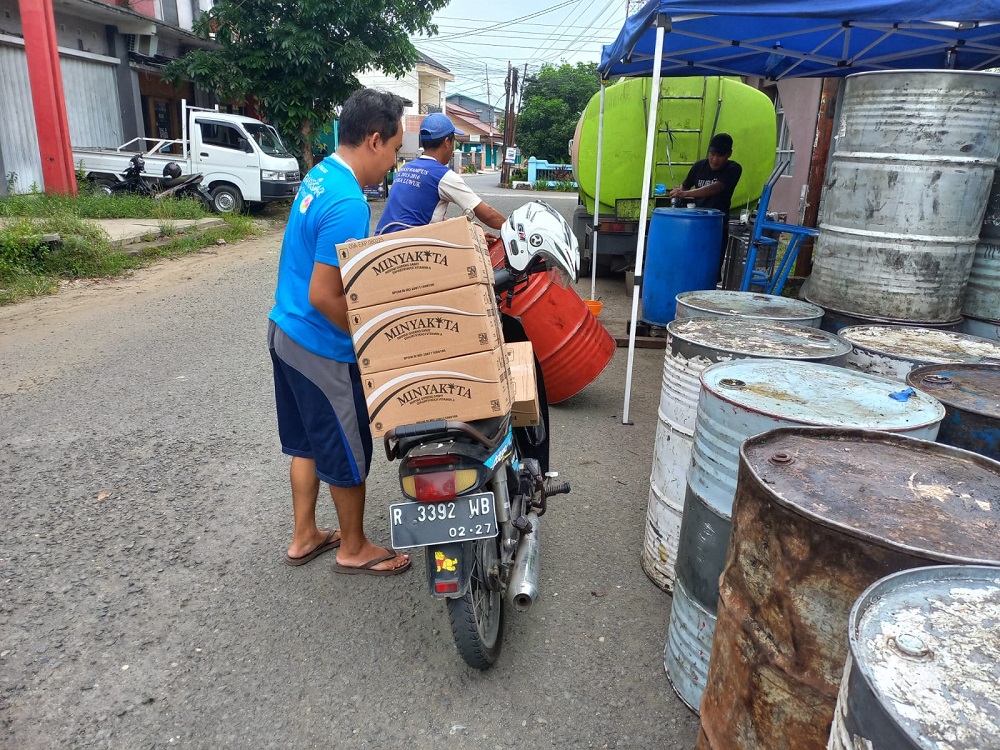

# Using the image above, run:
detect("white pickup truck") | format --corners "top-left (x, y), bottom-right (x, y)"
top-left (74, 103), bottom-right (301, 213)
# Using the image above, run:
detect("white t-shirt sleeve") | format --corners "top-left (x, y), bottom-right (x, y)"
top-left (437, 170), bottom-right (483, 215)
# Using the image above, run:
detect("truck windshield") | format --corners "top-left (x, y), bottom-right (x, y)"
top-left (244, 124), bottom-right (291, 157)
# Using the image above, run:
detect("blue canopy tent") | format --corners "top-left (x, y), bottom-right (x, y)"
top-left (600, 0), bottom-right (1000, 423)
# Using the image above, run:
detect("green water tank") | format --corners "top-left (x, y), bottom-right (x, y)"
top-left (571, 77), bottom-right (777, 218)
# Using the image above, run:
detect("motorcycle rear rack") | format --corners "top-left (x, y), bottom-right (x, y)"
top-left (383, 418), bottom-right (511, 461)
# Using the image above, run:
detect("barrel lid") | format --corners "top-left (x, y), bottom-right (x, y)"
top-left (701, 359), bottom-right (946, 431)
top-left (674, 290), bottom-right (823, 321)
top-left (840, 326), bottom-right (1000, 366)
top-left (741, 428), bottom-right (1000, 564)
top-left (651, 207), bottom-right (722, 217)
top-left (849, 565), bottom-right (1000, 749)
top-left (666, 318), bottom-right (851, 360)
top-left (906, 364), bottom-right (1000, 420)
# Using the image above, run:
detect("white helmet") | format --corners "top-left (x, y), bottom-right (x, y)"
top-left (500, 200), bottom-right (579, 286)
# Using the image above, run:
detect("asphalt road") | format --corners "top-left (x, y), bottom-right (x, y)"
top-left (0, 177), bottom-right (699, 749)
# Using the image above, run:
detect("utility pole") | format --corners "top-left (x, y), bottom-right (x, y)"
top-left (501, 65), bottom-right (521, 186)
top-left (500, 63), bottom-right (512, 186)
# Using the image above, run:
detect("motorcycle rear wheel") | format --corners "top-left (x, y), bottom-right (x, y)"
top-left (446, 535), bottom-right (503, 669)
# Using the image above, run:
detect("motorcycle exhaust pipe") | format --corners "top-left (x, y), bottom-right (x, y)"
top-left (507, 512), bottom-right (540, 612)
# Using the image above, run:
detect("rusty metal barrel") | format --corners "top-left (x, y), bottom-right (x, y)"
top-left (961, 315), bottom-right (1000, 341)
top-left (674, 290), bottom-right (824, 327)
top-left (840, 325), bottom-right (1000, 380)
top-left (644, 319), bottom-right (850, 592)
top-left (697, 427), bottom-right (1000, 750)
top-left (828, 565), bottom-right (1000, 750)
top-left (819, 306), bottom-right (965, 335)
top-left (665, 360), bottom-right (945, 713)
top-left (907, 363), bottom-right (1000, 460)
top-left (803, 70), bottom-right (1000, 324)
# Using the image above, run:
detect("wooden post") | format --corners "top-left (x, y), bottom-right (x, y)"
top-left (795, 77), bottom-right (841, 276)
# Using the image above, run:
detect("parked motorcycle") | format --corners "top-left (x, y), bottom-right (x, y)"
top-left (93, 155), bottom-right (212, 208)
top-left (383, 201), bottom-right (579, 669)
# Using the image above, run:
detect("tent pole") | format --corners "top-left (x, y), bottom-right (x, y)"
top-left (622, 18), bottom-right (666, 425)
top-left (591, 81), bottom-right (607, 300)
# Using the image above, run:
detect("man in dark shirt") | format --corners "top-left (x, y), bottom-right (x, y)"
top-left (670, 133), bottom-right (742, 274)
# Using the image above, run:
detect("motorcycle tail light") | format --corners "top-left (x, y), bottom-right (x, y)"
top-left (435, 581), bottom-right (459, 594)
top-left (400, 454), bottom-right (478, 501)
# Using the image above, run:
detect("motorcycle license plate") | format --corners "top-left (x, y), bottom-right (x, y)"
top-left (390, 492), bottom-right (498, 549)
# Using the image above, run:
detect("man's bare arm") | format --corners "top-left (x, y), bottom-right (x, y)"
top-left (308, 262), bottom-right (350, 332)
top-left (473, 201), bottom-right (507, 230)
top-left (670, 181), bottom-right (727, 200)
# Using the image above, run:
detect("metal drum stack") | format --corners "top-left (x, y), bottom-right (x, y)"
top-left (664, 360), bottom-right (945, 713)
top-left (839, 325), bottom-right (1000, 380)
top-left (802, 70), bottom-right (1000, 329)
top-left (643, 319), bottom-right (850, 591)
top-left (697, 427), bottom-right (1000, 750)
top-left (828, 565), bottom-right (1000, 750)
top-left (962, 168), bottom-right (1000, 342)
top-left (674, 290), bottom-right (824, 326)
top-left (907, 363), bottom-right (1000, 460)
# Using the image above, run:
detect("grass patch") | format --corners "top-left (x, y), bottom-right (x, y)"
top-left (0, 199), bottom-right (261, 305)
top-left (532, 180), bottom-right (578, 192)
top-left (0, 191), bottom-right (210, 220)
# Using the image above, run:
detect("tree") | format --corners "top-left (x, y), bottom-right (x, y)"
top-left (516, 62), bottom-right (600, 164)
top-left (165, 0), bottom-right (448, 168)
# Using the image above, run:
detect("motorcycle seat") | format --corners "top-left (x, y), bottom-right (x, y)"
top-left (161, 175), bottom-right (195, 189)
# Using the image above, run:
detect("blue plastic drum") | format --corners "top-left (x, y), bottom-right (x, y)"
top-left (641, 208), bottom-right (723, 326)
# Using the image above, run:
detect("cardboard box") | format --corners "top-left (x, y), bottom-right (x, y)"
top-left (363, 347), bottom-right (511, 438)
top-left (349, 285), bottom-right (503, 374)
top-left (337, 217), bottom-right (494, 309)
top-left (506, 342), bottom-right (541, 427)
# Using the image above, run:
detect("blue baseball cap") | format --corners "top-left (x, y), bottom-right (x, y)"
top-left (420, 113), bottom-right (464, 139)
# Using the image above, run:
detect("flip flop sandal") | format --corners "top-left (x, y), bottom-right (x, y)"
top-left (332, 550), bottom-right (412, 577)
top-left (283, 529), bottom-right (341, 567)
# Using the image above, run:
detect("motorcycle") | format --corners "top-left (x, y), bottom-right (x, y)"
top-left (382, 201), bottom-right (577, 669)
top-left (94, 155), bottom-right (213, 207)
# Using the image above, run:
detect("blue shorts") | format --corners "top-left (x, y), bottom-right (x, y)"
top-left (268, 321), bottom-right (372, 487)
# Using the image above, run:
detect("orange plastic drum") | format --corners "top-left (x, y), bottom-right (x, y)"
top-left (489, 240), bottom-right (615, 403)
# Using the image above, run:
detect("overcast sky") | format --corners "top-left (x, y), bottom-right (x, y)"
top-left (415, 0), bottom-right (634, 108)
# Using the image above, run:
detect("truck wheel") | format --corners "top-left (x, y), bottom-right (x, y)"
top-left (211, 185), bottom-right (243, 214)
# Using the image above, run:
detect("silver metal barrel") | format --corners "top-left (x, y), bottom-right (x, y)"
top-left (963, 168), bottom-right (1000, 321)
top-left (804, 70), bottom-right (1000, 323)
top-left (840, 325), bottom-right (1000, 380)
top-left (829, 565), bottom-right (1000, 750)
top-left (665, 360), bottom-right (945, 714)
top-left (644, 319), bottom-right (849, 592)
top-left (674, 290), bottom-right (823, 327)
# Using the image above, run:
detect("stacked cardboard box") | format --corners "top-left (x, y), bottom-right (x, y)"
top-left (506, 341), bottom-right (541, 428)
top-left (337, 217), bottom-right (511, 437)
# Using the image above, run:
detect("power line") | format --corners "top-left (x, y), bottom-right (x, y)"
top-left (538, 0), bottom-right (623, 63)
top-left (431, 0), bottom-right (581, 41)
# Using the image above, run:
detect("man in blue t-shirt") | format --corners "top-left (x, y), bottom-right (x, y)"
top-left (375, 113), bottom-right (506, 235)
top-left (268, 88), bottom-right (410, 576)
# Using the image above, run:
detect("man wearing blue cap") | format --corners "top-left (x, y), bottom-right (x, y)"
top-left (375, 112), bottom-right (506, 235)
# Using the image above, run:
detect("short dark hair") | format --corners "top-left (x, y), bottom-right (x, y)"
top-left (338, 89), bottom-right (406, 147)
top-left (708, 132), bottom-right (733, 154)
top-left (420, 134), bottom-right (449, 149)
